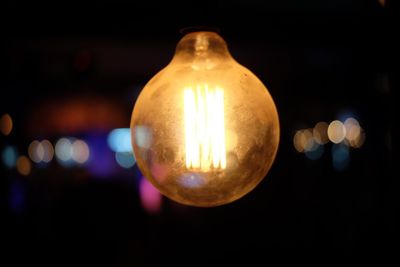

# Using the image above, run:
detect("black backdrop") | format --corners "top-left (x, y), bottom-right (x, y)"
top-left (1, 0), bottom-right (398, 265)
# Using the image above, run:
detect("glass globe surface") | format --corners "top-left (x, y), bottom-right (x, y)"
top-left (131, 31), bottom-right (279, 207)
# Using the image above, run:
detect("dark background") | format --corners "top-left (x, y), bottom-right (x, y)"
top-left (1, 0), bottom-right (398, 265)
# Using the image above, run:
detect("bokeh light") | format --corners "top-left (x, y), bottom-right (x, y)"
top-left (2, 145), bottom-right (18, 168)
top-left (293, 129), bottom-right (316, 153)
top-left (28, 140), bottom-right (54, 163)
top-left (344, 118), bottom-right (360, 141)
top-left (16, 156), bottom-right (32, 176)
top-left (350, 130), bottom-right (366, 148)
top-left (115, 152), bottom-right (135, 168)
top-left (294, 116), bottom-right (365, 166)
top-left (305, 144), bottom-right (324, 160)
top-left (41, 140), bottom-right (54, 163)
top-left (300, 129), bottom-right (311, 151)
top-left (332, 144), bottom-right (350, 171)
top-left (71, 139), bottom-right (90, 164)
top-left (313, 121), bottom-right (329, 144)
top-left (28, 140), bottom-right (43, 163)
top-left (328, 120), bottom-right (346, 144)
top-left (139, 177), bottom-right (162, 215)
top-left (343, 117), bottom-right (365, 148)
top-left (0, 113), bottom-right (13, 136)
top-left (303, 128), bottom-right (318, 152)
top-left (293, 130), bottom-right (305, 153)
top-left (55, 138), bottom-right (73, 163)
top-left (108, 128), bottom-right (132, 153)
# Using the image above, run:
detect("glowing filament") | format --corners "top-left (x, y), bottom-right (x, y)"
top-left (184, 84), bottom-right (226, 170)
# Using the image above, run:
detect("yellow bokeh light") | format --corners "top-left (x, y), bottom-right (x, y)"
top-left (72, 140), bottom-right (90, 164)
top-left (346, 126), bottom-right (360, 143)
top-left (350, 129), bottom-right (366, 148)
top-left (313, 121), bottom-right (329, 144)
top-left (28, 140), bottom-right (54, 163)
top-left (28, 140), bottom-right (43, 163)
top-left (328, 120), bottom-right (346, 144)
top-left (293, 130), bottom-right (305, 153)
top-left (344, 118), bottom-right (361, 143)
top-left (293, 129), bottom-right (317, 153)
top-left (17, 156), bottom-right (32, 176)
top-left (302, 129), bottom-right (315, 152)
top-left (0, 113), bottom-right (13, 136)
top-left (41, 140), bottom-right (54, 163)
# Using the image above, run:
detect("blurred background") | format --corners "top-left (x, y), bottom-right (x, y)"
top-left (1, 0), bottom-right (398, 264)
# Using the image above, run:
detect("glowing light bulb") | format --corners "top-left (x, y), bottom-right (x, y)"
top-left (131, 31), bottom-right (279, 207)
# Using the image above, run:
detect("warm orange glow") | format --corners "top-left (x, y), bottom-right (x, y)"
top-left (302, 129), bottom-right (316, 151)
top-left (293, 129), bottom-right (318, 153)
top-left (17, 156), bottom-right (31, 176)
top-left (0, 113), bottom-right (13, 136)
top-left (313, 121), bottom-right (329, 144)
top-left (28, 97), bottom-right (127, 135)
top-left (328, 120), bottom-right (346, 144)
top-left (184, 85), bottom-right (226, 170)
top-left (41, 140), bottom-right (54, 163)
top-left (28, 140), bottom-right (42, 163)
top-left (350, 129), bottom-right (366, 148)
top-left (29, 140), bottom-right (54, 163)
top-left (72, 140), bottom-right (90, 164)
top-left (293, 130), bottom-right (305, 153)
top-left (344, 118), bottom-right (361, 143)
top-left (131, 31), bottom-right (280, 207)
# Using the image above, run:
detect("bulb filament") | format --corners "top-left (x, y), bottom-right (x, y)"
top-left (184, 84), bottom-right (226, 170)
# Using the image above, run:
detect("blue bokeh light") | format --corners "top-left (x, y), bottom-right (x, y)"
top-left (115, 152), bottom-right (136, 169)
top-left (107, 128), bottom-right (132, 153)
top-left (305, 143), bottom-right (324, 160)
top-left (2, 145), bottom-right (18, 168)
top-left (332, 144), bottom-right (350, 171)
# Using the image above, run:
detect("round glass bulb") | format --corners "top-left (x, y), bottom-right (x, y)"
top-left (131, 31), bottom-right (279, 207)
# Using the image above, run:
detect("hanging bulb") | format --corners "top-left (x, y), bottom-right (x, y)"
top-left (131, 31), bottom-right (279, 207)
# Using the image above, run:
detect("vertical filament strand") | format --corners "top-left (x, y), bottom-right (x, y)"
top-left (184, 84), bottom-right (226, 170)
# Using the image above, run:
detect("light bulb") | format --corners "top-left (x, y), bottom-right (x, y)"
top-left (131, 31), bottom-right (279, 207)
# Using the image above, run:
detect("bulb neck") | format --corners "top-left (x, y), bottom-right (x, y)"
top-left (172, 31), bottom-right (233, 69)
